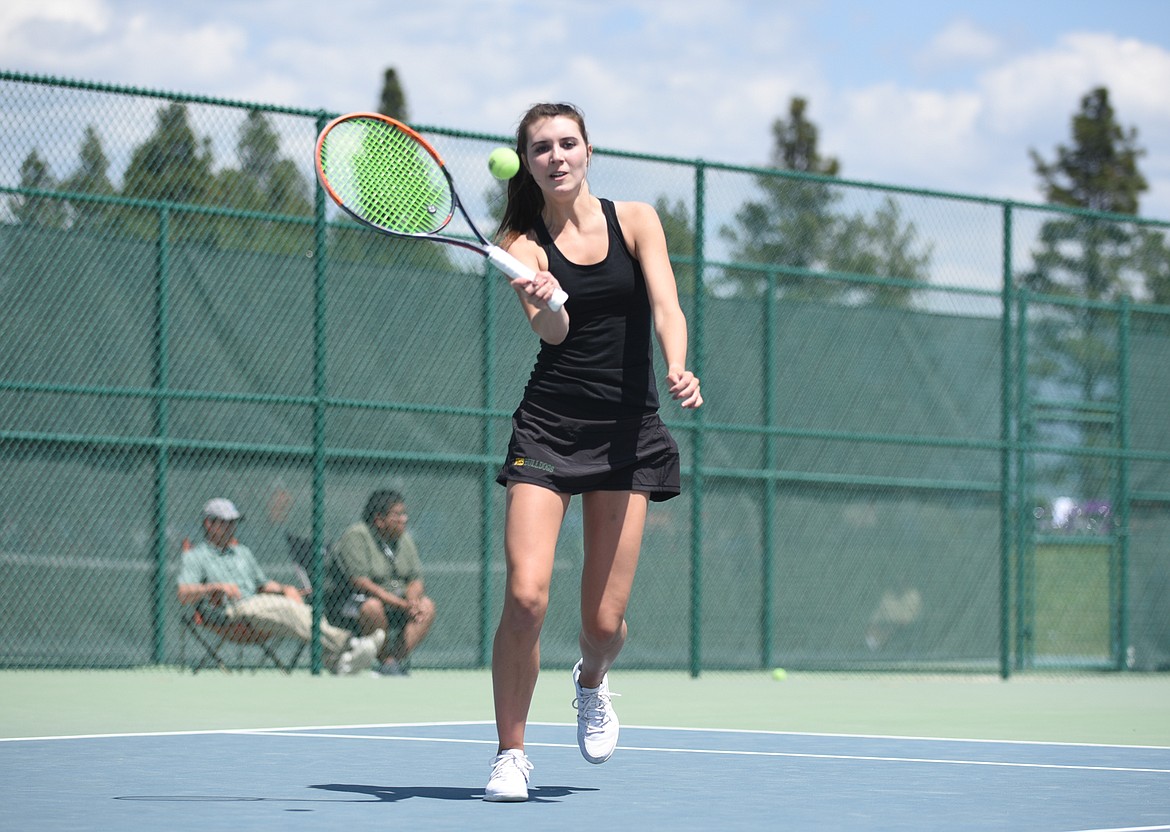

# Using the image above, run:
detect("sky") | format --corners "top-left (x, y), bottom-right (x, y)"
top-left (2, 0), bottom-right (1169, 220)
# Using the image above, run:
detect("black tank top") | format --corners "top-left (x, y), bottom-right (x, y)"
top-left (522, 198), bottom-right (658, 419)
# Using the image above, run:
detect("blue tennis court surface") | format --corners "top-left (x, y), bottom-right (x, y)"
top-left (4, 721), bottom-right (1169, 831)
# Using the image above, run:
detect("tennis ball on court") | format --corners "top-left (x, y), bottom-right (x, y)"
top-left (771, 667), bottom-right (787, 681)
top-left (488, 147), bottom-right (521, 180)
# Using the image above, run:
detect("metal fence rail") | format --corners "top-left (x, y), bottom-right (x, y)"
top-left (2, 70), bottom-right (1168, 676)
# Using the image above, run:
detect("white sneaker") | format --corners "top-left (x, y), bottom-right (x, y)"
top-left (334, 629), bottom-right (386, 676)
top-left (484, 749), bottom-right (532, 802)
top-left (572, 659), bottom-right (620, 764)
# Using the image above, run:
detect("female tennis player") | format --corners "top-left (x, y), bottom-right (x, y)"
top-left (484, 103), bottom-right (702, 802)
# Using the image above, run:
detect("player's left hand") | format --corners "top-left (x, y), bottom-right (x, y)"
top-left (667, 369), bottom-right (702, 409)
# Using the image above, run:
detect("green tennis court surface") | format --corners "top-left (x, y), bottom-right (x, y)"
top-left (2, 670), bottom-right (1168, 830)
top-left (3, 670), bottom-right (1168, 744)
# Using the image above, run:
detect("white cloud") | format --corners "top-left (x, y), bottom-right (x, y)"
top-left (0, 0), bottom-right (108, 35)
top-left (976, 31), bottom-right (1170, 216)
top-left (807, 30), bottom-right (1170, 219)
top-left (0, 0), bottom-right (111, 68)
top-left (2, 4), bottom-right (248, 93)
top-left (121, 15), bottom-right (248, 83)
top-left (918, 18), bottom-right (1002, 68)
top-left (833, 84), bottom-right (986, 185)
top-left (3, 1), bottom-right (1168, 221)
top-left (982, 32), bottom-right (1170, 135)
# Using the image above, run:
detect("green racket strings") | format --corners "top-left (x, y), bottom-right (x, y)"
top-left (321, 119), bottom-right (451, 235)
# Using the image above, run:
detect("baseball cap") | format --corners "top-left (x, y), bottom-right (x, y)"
top-left (202, 498), bottom-right (243, 521)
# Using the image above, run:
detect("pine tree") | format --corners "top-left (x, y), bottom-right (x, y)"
top-left (208, 109), bottom-right (312, 253)
top-left (378, 68), bottom-right (410, 121)
top-left (352, 66), bottom-right (454, 273)
top-left (656, 197), bottom-right (696, 296)
top-left (720, 98), bottom-right (839, 298)
top-left (1030, 87), bottom-right (1146, 217)
top-left (1021, 87), bottom-right (1151, 500)
top-left (123, 103), bottom-right (213, 205)
top-left (721, 97), bottom-right (929, 304)
top-left (1024, 87), bottom-right (1149, 302)
top-left (14, 150), bottom-right (66, 228)
top-left (61, 126), bottom-right (117, 232)
top-left (121, 103), bottom-right (214, 241)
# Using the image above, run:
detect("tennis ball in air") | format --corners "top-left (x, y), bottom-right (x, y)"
top-left (488, 147), bottom-right (521, 180)
top-left (771, 667), bottom-right (787, 681)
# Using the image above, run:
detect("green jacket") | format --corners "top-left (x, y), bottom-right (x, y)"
top-left (326, 521), bottom-right (423, 600)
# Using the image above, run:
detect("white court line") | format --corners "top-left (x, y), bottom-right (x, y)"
top-left (5, 720), bottom-right (1168, 751)
top-left (247, 729), bottom-right (1170, 775)
top-left (6, 720), bottom-right (1170, 781)
top-left (573, 723), bottom-right (1170, 752)
top-left (1067, 826), bottom-right (1170, 832)
top-left (5, 719), bottom-right (1170, 776)
top-left (0, 720), bottom-right (491, 744)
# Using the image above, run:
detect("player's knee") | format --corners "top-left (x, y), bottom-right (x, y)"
top-left (581, 614), bottom-right (625, 650)
top-left (502, 586), bottom-right (548, 631)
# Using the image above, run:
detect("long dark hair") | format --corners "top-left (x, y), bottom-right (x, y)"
top-left (495, 102), bottom-right (590, 245)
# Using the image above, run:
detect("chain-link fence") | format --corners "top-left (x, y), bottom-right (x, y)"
top-left (2, 70), bottom-right (1169, 675)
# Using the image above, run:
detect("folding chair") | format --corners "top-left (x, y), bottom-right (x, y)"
top-left (285, 532), bottom-right (353, 630)
top-left (178, 538), bottom-right (306, 674)
top-left (285, 532), bottom-right (317, 590)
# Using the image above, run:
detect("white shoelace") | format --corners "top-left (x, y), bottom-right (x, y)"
top-left (491, 751), bottom-right (533, 780)
top-left (573, 687), bottom-right (621, 727)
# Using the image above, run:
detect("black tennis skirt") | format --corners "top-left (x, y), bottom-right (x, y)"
top-left (496, 397), bottom-right (681, 502)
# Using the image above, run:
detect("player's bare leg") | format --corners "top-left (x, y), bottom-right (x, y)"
top-left (492, 483), bottom-right (569, 753)
top-left (572, 490), bottom-right (647, 763)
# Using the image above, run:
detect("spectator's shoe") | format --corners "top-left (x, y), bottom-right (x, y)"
top-left (484, 749), bottom-right (532, 802)
top-left (335, 629), bottom-right (385, 676)
top-left (572, 659), bottom-right (620, 764)
top-left (373, 657), bottom-right (409, 677)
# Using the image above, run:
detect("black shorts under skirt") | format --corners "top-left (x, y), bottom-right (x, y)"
top-left (496, 398), bottom-right (681, 502)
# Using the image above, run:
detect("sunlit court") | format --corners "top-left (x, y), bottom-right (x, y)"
top-left (2, 2), bottom-right (1170, 829)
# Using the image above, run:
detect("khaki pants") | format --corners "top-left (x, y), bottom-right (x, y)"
top-left (226, 595), bottom-right (353, 667)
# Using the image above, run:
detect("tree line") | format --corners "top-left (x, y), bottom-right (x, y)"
top-left (14, 104), bottom-right (315, 256)
top-left (10, 71), bottom-right (1169, 305)
top-left (9, 69), bottom-right (1167, 503)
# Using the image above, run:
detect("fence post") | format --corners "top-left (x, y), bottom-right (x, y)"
top-left (152, 206), bottom-right (172, 665)
top-left (1013, 288), bottom-right (1032, 671)
top-left (309, 111), bottom-right (330, 674)
top-left (761, 265), bottom-right (777, 669)
top-left (480, 264), bottom-right (498, 668)
top-left (689, 161), bottom-right (707, 677)
top-left (998, 202), bottom-right (1014, 679)
top-left (1116, 296), bottom-right (1131, 670)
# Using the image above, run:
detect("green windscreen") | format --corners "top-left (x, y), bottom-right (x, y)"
top-left (2, 73), bottom-right (1168, 674)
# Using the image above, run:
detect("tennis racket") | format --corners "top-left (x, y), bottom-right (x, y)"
top-left (315, 112), bottom-right (568, 311)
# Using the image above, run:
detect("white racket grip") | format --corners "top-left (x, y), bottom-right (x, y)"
top-left (486, 245), bottom-right (568, 312)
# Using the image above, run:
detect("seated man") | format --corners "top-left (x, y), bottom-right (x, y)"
top-left (178, 498), bottom-right (383, 675)
top-left (326, 489), bottom-right (436, 676)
